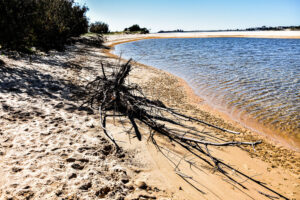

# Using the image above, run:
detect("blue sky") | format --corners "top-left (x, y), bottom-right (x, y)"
top-left (75, 0), bottom-right (300, 32)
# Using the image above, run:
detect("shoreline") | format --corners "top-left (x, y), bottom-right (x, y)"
top-left (105, 33), bottom-right (300, 152)
top-left (152, 30), bottom-right (300, 39)
top-left (104, 31), bottom-right (300, 44)
top-left (102, 34), bottom-right (300, 199)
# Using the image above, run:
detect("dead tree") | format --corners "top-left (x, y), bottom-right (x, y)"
top-left (79, 60), bottom-right (288, 200)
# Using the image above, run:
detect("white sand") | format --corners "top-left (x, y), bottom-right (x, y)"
top-left (151, 30), bottom-right (300, 38)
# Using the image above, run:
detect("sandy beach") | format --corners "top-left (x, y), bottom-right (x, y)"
top-left (104, 31), bottom-right (300, 45)
top-left (153, 31), bottom-right (300, 39)
top-left (0, 31), bottom-right (299, 199)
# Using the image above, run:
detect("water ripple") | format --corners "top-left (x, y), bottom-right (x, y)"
top-left (115, 37), bottom-right (300, 140)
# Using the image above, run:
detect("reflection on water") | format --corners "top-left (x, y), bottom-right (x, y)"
top-left (114, 38), bottom-right (300, 143)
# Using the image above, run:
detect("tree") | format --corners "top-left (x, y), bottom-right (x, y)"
top-left (140, 28), bottom-right (149, 34)
top-left (0, 0), bottom-right (89, 51)
top-left (90, 22), bottom-right (109, 34)
top-left (128, 24), bottom-right (141, 32)
top-left (123, 24), bottom-right (149, 34)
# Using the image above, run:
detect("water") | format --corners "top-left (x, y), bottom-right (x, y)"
top-left (114, 38), bottom-right (300, 147)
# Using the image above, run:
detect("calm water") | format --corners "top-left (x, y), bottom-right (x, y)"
top-left (114, 38), bottom-right (300, 144)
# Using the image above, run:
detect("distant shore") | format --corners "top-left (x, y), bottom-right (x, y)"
top-left (105, 31), bottom-right (300, 46)
top-left (152, 30), bottom-right (300, 39)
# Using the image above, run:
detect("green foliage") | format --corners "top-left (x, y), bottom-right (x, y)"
top-left (140, 28), bottom-right (150, 34)
top-left (127, 24), bottom-right (141, 32)
top-left (0, 0), bottom-right (89, 51)
top-left (90, 21), bottom-right (109, 34)
top-left (124, 24), bottom-right (149, 34)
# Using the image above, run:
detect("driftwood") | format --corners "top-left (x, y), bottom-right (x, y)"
top-left (80, 60), bottom-right (288, 200)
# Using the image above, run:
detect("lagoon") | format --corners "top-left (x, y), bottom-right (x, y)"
top-left (114, 37), bottom-right (300, 146)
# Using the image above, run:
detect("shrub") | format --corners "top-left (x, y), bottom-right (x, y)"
top-left (128, 24), bottom-right (141, 32)
top-left (0, 0), bottom-right (89, 51)
top-left (90, 22), bottom-right (109, 34)
top-left (124, 24), bottom-right (149, 34)
top-left (140, 28), bottom-right (149, 34)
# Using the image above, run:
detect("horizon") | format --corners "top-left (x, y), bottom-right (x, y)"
top-left (74, 0), bottom-right (300, 32)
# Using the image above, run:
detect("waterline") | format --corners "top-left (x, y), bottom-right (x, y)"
top-left (114, 37), bottom-right (300, 149)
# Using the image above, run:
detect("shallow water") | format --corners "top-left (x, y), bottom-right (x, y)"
top-left (114, 38), bottom-right (300, 146)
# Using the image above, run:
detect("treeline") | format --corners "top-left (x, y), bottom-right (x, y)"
top-left (158, 29), bottom-right (184, 33)
top-left (124, 24), bottom-right (149, 34)
top-left (88, 23), bottom-right (150, 34)
top-left (90, 22), bottom-right (109, 34)
top-left (245, 25), bottom-right (300, 31)
top-left (0, 0), bottom-right (89, 51)
top-left (158, 25), bottom-right (300, 33)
